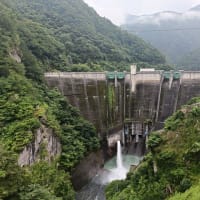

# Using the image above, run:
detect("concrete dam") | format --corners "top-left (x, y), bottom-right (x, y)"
top-left (45, 65), bottom-right (200, 153)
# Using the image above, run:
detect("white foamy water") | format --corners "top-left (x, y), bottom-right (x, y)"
top-left (117, 140), bottom-right (123, 168)
top-left (76, 141), bottom-right (143, 200)
top-left (99, 141), bottom-right (129, 184)
top-left (107, 141), bottom-right (127, 182)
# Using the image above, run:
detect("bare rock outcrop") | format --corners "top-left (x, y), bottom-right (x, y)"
top-left (18, 125), bottom-right (61, 166)
top-left (9, 48), bottom-right (22, 63)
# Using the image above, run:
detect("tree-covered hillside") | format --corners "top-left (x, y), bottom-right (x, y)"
top-left (1, 0), bottom-right (165, 72)
top-left (0, 0), bottom-right (169, 199)
top-left (0, 1), bottom-right (99, 199)
top-left (178, 48), bottom-right (200, 70)
top-left (106, 98), bottom-right (200, 200)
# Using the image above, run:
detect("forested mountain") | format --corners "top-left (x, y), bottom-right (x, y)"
top-left (0, 0), bottom-right (176, 199)
top-left (122, 5), bottom-right (200, 69)
top-left (0, 1), bottom-right (99, 199)
top-left (178, 48), bottom-right (200, 70)
top-left (0, 0), bottom-right (165, 198)
top-left (1, 0), bottom-right (165, 72)
top-left (106, 98), bottom-right (200, 200)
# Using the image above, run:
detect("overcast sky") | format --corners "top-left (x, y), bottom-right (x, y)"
top-left (83, 0), bottom-right (200, 25)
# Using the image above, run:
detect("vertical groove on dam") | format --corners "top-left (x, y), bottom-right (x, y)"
top-left (45, 70), bottom-right (200, 141)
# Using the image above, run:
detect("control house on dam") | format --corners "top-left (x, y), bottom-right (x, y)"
top-left (45, 65), bottom-right (200, 155)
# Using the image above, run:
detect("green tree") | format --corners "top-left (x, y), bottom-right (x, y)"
top-left (0, 144), bottom-right (26, 199)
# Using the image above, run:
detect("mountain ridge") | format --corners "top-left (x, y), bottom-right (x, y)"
top-left (1, 0), bottom-right (165, 72)
top-left (124, 6), bottom-right (200, 25)
top-left (122, 5), bottom-right (200, 68)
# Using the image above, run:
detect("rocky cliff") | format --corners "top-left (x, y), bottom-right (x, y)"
top-left (18, 124), bottom-right (61, 166)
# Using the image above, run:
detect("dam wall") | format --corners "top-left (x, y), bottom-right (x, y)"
top-left (45, 68), bottom-right (200, 147)
top-left (45, 72), bottom-right (125, 139)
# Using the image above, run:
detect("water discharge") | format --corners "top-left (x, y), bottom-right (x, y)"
top-left (102, 140), bottom-right (128, 183)
top-left (76, 140), bottom-right (142, 200)
top-left (117, 140), bottom-right (123, 168)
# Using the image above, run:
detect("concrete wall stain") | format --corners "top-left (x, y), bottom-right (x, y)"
top-left (45, 69), bottom-right (200, 146)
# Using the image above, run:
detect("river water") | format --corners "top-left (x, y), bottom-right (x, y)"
top-left (76, 141), bottom-right (143, 200)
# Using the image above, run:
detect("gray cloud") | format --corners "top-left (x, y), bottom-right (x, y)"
top-left (130, 11), bottom-right (200, 25)
top-left (83, 0), bottom-right (200, 25)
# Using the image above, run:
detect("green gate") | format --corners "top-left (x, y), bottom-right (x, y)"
top-left (117, 72), bottom-right (125, 80)
top-left (173, 72), bottom-right (181, 79)
top-left (107, 72), bottom-right (115, 80)
top-left (163, 72), bottom-right (171, 80)
top-left (106, 72), bottom-right (125, 80)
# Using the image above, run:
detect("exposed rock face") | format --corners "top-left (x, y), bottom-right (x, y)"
top-left (71, 150), bottom-right (104, 190)
top-left (9, 49), bottom-right (21, 63)
top-left (18, 125), bottom-right (61, 166)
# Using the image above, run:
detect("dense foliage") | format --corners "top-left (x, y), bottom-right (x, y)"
top-left (1, 0), bottom-right (166, 72)
top-left (0, 70), bottom-right (99, 199)
top-left (0, 144), bottom-right (75, 200)
top-left (0, 144), bottom-right (25, 199)
top-left (106, 99), bottom-right (200, 200)
top-left (169, 183), bottom-right (200, 200)
top-left (0, 0), bottom-right (103, 199)
top-left (0, 0), bottom-right (187, 199)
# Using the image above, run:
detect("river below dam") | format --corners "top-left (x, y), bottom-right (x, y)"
top-left (76, 141), bottom-right (143, 200)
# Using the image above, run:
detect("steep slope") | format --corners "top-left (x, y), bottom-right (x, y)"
top-left (122, 6), bottom-right (200, 67)
top-left (106, 98), bottom-right (200, 200)
top-left (0, 0), bottom-right (167, 198)
top-left (178, 48), bottom-right (200, 70)
top-left (2, 0), bottom-right (165, 71)
top-left (169, 183), bottom-right (200, 200)
top-left (0, 2), bottom-right (99, 199)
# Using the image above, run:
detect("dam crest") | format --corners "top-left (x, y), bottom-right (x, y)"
top-left (45, 65), bottom-right (200, 153)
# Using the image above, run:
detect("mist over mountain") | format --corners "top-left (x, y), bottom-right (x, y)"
top-left (190, 4), bottom-right (200, 11)
top-left (122, 5), bottom-right (200, 69)
top-left (178, 48), bottom-right (200, 70)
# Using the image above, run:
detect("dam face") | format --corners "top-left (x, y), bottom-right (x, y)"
top-left (45, 67), bottom-right (200, 150)
top-left (45, 72), bottom-right (125, 138)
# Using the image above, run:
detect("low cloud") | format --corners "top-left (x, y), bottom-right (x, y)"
top-left (83, 0), bottom-right (200, 25)
top-left (127, 10), bottom-right (200, 25)
top-left (184, 10), bottom-right (200, 19)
